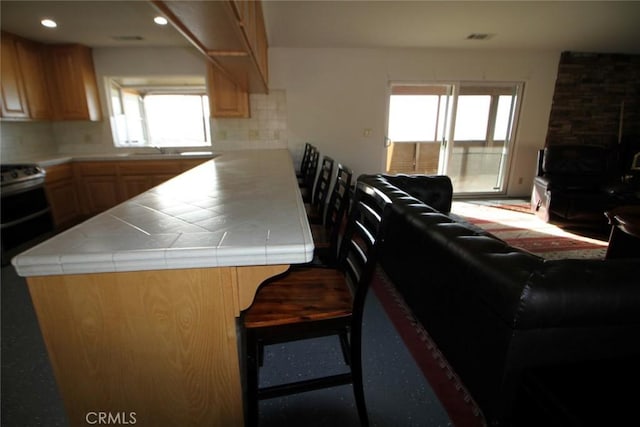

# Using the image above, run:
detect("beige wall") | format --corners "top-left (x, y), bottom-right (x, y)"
top-left (269, 47), bottom-right (560, 197)
top-left (2, 44), bottom-right (560, 197)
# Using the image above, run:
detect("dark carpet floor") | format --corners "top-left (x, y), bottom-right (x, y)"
top-left (1, 264), bottom-right (452, 426)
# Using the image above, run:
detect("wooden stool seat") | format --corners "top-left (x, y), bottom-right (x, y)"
top-left (244, 267), bottom-right (351, 329)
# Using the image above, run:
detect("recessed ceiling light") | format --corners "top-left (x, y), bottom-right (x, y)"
top-left (41, 18), bottom-right (57, 28)
top-left (153, 16), bottom-right (168, 25)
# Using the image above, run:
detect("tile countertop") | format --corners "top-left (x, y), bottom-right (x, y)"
top-left (12, 149), bottom-right (314, 277)
top-left (30, 151), bottom-right (217, 168)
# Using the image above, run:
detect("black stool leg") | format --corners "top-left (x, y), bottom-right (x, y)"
top-left (339, 331), bottom-right (351, 365)
top-left (245, 330), bottom-right (260, 427)
top-left (351, 316), bottom-right (369, 426)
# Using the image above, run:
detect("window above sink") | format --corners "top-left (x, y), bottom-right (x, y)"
top-left (107, 76), bottom-right (211, 149)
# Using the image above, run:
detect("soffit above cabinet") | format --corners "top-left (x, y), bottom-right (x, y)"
top-left (151, 0), bottom-right (268, 94)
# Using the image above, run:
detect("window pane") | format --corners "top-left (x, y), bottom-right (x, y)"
top-left (122, 92), bottom-right (145, 144)
top-left (453, 95), bottom-right (490, 141)
top-left (493, 95), bottom-right (514, 141)
top-left (144, 95), bottom-right (208, 147)
top-left (388, 95), bottom-right (440, 142)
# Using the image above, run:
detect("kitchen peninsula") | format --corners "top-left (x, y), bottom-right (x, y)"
top-left (12, 149), bottom-right (314, 426)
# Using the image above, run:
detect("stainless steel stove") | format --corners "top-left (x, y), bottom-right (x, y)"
top-left (1, 164), bottom-right (54, 265)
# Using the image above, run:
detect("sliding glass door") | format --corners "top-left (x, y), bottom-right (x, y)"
top-left (386, 82), bottom-right (522, 195)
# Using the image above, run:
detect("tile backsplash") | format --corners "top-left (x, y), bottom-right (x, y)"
top-left (0, 121), bottom-right (58, 163)
top-left (210, 90), bottom-right (288, 151)
top-left (1, 90), bottom-right (290, 160)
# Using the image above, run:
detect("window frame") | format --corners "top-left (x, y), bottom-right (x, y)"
top-left (105, 76), bottom-right (211, 149)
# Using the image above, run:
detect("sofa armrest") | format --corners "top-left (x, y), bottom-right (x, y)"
top-left (514, 259), bottom-right (640, 329)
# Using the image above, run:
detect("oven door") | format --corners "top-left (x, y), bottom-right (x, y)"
top-left (1, 185), bottom-right (54, 265)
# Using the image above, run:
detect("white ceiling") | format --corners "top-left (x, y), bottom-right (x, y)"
top-left (1, 1), bottom-right (640, 54)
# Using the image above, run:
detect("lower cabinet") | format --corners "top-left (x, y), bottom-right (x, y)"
top-left (44, 163), bottom-right (82, 230)
top-left (74, 162), bottom-right (120, 217)
top-left (82, 175), bottom-right (121, 215)
top-left (46, 158), bottom-right (210, 227)
top-left (118, 160), bottom-right (183, 200)
top-left (119, 173), bottom-right (180, 200)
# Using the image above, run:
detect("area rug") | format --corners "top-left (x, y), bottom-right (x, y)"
top-left (371, 267), bottom-right (487, 427)
top-left (451, 201), bottom-right (608, 260)
top-left (467, 199), bottom-right (532, 214)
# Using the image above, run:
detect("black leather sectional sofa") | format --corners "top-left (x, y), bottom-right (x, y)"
top-left (360, 173), bottom-right (640, 426)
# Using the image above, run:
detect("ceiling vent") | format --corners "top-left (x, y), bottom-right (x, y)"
top-left (466, 33), bottom-right (494, 41)
top-left (112, 35), bottom-right (145, 41)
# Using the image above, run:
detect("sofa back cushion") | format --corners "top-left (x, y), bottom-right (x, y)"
top-left (361, 174), bottom-right (453, 213)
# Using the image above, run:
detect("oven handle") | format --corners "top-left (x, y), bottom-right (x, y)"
top-left (0, 207), bottom-right (51, 229)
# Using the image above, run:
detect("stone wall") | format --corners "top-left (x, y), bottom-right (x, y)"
top-left (546, 51), bottom-right (640, 147)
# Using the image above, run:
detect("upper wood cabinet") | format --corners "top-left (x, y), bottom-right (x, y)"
top-left (47, 44), bottom-right (102, 121)
top-left (0, 32), bottom-right (101, 122)
top-left (15, 37), bottom-right (52, 120)
top-left (1, 32), bottom-right (31, 119)
top-left (208, 63), bottom-right (249, 118)
top-left (232, 0), bottom-right (268, 85)
top-left (152, 0), bottom-right (268, 94)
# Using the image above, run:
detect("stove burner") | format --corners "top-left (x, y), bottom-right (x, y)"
top-left (1, 164), bottom-right (46, 195)
top-left (1, 164), bottom-right (45, 183)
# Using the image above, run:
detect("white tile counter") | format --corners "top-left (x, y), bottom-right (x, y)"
top-left (12, 149), bottom-right (314, 276)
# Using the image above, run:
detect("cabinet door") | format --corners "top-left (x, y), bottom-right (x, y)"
top-left (208, 63), bottom-right (249, 118)
top-left (180, 159), bottom-right (209, 172)
top-left (16, 38), bottom-right (51, 120)
top-left (44, 163), bottom-right (81, 229)
top-left (151, 175), bottom-right (177, 186)
top-left (120, 175), bottom-right (155, 200)
top-left (46, 179), bottom-right (81, 230)
top-left (47, 44), bottom-right (102, 121)
top-left (82, 176), bottom-right (120, 215)
top-left (0, 33), bottom-right (29, 119)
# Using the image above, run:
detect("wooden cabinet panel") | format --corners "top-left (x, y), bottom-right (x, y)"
top-left (47, 44), bottom-right (102, 121)
top-left (1, 32), bottom-right (100, 122)
top-left (44, 163), bottom-right (82, 230)
top-left (119, 160), bottom-right (184, 199)
top-left (180, 159), bottom-right (208, 172)
top-left (208, 63), bottom-right (249, 118)
top-left (74, 161), bottom-right (120, 215)
top-left (118, 160), bottom-right (182, 176)
top-left (76, 161), bottom-right (118, 176)
top-left (15, 37), bottom-right (51, 119)
top-left (120, 175), bottom-right (155, 201)
top-left (82, 176), bottom-right (120, 215)
top-left (153, 0), bottom-right (268, 94)
top-left (253, 1), bottom-right (268, 83)
top-left (73, 159), bottom-right (208, 216)
top-left (46, 181), bottom-right (81, 229)
top-left (1, 32), bottom-right (29, 119)
top-left (151, 174), bottom-right (177, 186)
